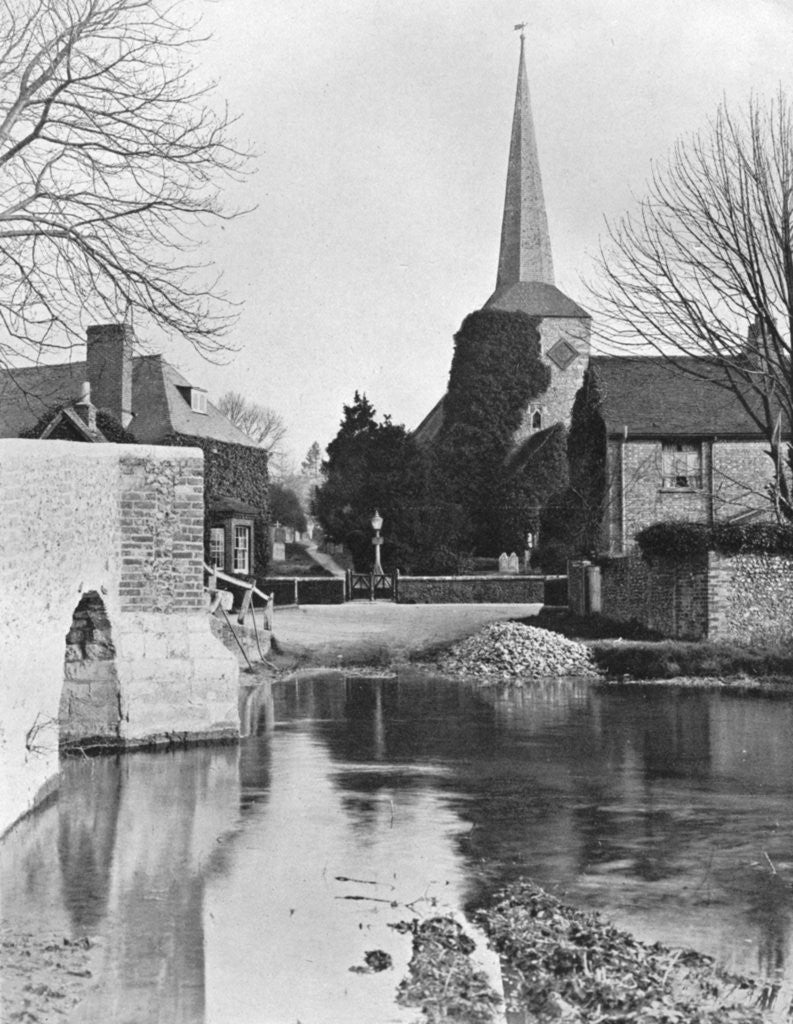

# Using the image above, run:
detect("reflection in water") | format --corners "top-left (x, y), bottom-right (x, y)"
top-left (3, 674), bottom-right (793, 1022)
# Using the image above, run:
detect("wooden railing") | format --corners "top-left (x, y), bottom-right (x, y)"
top-left (204, 564), bottom-right (274, 670)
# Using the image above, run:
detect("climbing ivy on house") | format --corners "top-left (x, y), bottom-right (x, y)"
top-left (434, 309), bottom-right (551, 554)
top-left (161, 433), bottom-right (270, 582)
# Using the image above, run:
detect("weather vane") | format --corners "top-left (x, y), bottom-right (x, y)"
top-left (514, 21), bottom-right (527, 40)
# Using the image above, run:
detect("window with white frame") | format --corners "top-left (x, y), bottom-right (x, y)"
top-left (661, 442), bottom-right (703, 489)
top-left (209, 527), bottom-right (225, 569)
top-left (233, 524), bottom-right (251, 574)
top-left (190, 388), bottom-right (208, 414)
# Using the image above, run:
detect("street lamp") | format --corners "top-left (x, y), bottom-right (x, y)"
top-left (371, 510), bottom-right (384, 574)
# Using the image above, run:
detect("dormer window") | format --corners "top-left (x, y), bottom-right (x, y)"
top-left (190, 388), bottom-right (208, 414)
top-left (531, 409), bottom-right (542, 431)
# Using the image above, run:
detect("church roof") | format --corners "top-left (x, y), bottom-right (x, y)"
top-left (484, 281), bottom-right (590, 319)
top-left (590, 356), bottom-right (773, 438)
top-left (495, 34), bottom-right (554, 290)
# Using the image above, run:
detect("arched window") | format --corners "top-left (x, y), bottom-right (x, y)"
top-left (531, 409), bottom-right (542, 431)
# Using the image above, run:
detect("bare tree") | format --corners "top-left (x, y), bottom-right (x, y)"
top-left (589, 92), bottom-right (793, 517)
top-left (217, 390), bottom-right (287, 454)
top-left (0, 0), bottom-right (250, 367)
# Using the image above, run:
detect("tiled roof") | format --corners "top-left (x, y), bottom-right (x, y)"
top-left (484, 281), bottom-right (590, 319)
top-left (0, 355), bottom-right (257, 447)
top-left (412, 396), bottom-right (445, 446)
top-left (590, 356), bottom-right (772, 438)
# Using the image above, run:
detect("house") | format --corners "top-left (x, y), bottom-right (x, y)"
top-left (588, 356), bottom-right (780, 555)
top-left (413, 33), bottom-right (780, 560)
top-left (0, 323), bottom-right (270, 579)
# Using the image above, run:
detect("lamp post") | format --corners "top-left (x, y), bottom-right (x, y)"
top-left (371, 510), bottom-right (383, 574)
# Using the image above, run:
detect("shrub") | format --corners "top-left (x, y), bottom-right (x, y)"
top-left (636, 520), bottom-right (793, 561)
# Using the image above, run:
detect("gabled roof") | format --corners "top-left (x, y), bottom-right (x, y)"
top-left (0, 354), bottom-right (257, 447)
top-left (413, 395), bottom-right (445, 446)
top-left (590, 356), bottom-right (773, 438)
top-left (484, 281), bottom-right (590, 320)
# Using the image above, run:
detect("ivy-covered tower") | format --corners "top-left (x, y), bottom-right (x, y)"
top-left (414, 30), bottom-right (590, 448)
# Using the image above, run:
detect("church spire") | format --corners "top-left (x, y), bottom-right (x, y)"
top-left (495, 30), bottom-right (554, 289)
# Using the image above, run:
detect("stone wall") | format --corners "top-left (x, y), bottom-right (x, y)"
top-left (707, 552), bottom-right (793, 646)
top-left (513, 316), bottom-right (591, 443)
top-left (396, 574), bottom-right (548, 604)
top-left (598, 549), bottom-right (793, 645)
top-left (0, 440), bottom-right (239, 835)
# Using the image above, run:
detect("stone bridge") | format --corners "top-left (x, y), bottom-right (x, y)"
top-left (0, 440), bottom-right (239, 834)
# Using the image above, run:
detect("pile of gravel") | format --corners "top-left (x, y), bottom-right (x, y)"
top-left (439, 621), bottom-right (599, 680)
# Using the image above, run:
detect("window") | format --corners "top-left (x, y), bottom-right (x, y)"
top-left (190, 388), bottom-right (208, 414)
top-left (209, 528), bottom-right (225, 570)
top-left (662, 442), bottom-right (702, 489)
top-left (531, 409), bottom-right (542, 431)
top-left (233, 525), bottom-right (251, 574)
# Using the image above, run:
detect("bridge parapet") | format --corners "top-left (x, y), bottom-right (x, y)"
top-left (0, 440), bottom-right (239, 835)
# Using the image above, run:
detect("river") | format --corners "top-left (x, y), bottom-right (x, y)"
top-left (3, 671), bottom-right (793, 1022)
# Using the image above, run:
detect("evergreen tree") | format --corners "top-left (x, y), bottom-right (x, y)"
top-left (314, 393), bottom-right (429, 571)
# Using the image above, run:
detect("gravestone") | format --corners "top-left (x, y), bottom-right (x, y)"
top-left (498, 552), bottom-right (509, 573)
top-left (507, 552), bottom-right (520, 574)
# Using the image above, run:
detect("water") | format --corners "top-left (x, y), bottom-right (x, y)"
top-left (4, 672), bottom-right (793, 1022)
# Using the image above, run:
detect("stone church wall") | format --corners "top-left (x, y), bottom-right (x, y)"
top-left (0, 440), bottom-right (238, 836)
top-left (513, 316), bottom-right (591, 443)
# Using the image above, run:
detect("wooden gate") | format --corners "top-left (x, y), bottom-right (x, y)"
top-left (347, 570), bottom-right (396, 601)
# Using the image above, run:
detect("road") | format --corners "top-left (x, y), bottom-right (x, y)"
top-left (270, 600), bottom-right (542, 667)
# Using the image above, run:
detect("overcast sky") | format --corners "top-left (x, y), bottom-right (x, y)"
top-left (168, 0), bottom-right (793, 467)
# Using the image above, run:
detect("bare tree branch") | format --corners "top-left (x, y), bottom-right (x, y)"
top-left (588, 91), bottom-right (793, 518)
top-left (0, 0), bottom-right (252, 366)
top-left (217, 389), bottom-right (287, 453)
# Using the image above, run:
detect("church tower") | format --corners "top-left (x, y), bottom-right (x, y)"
top-left (413, 30), bottom-right (589, 447)
top-left (483, 27), bottom-right (590, 443)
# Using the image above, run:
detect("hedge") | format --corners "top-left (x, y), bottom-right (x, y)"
top-left (636, 520), bottom-right (793, 560)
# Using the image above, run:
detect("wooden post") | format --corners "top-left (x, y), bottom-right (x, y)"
top-left (294, 577), bottom-right (299, 607)
top-left (237, 587), bottom-right (253, 625)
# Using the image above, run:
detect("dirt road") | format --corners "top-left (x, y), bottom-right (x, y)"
top-left (270, 601), bottom-right (542, 668)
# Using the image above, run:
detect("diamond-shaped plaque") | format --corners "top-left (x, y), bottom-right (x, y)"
top-left (547, 338), bottom-right (578, 370)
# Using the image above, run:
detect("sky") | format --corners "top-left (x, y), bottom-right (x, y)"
top-left (163, 0), bottom-right (793, 468)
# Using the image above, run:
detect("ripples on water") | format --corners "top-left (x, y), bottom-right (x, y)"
top-left (3, 672), bottom-right (793, 1022)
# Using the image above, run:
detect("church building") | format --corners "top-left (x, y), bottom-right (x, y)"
top-left (416, 33), bottom-right (781, 558)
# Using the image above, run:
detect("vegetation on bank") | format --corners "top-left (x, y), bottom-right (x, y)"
top-left (393, 883), bottom-right (772, 1023)
top-left (524, 609), bottom-right (793, 683)
top-left (478, 882), bottom-right (769, 1023)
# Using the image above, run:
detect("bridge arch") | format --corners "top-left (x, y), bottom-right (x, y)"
top-left (1, 440), bottom-right (239, 834)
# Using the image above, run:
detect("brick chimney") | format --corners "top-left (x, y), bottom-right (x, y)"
top-left (86, 324), bottom-right (133, 427)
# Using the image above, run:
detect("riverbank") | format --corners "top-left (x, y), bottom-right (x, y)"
top-left (398, 881), bottom-right (776, 1023)
top-left (527, 609), bottom-right (793, 687)
top-left (266, 602), bottom-right (793, 689)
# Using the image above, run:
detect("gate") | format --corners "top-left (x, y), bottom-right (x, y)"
top-left (347, 570), bottom-right (396, 601)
